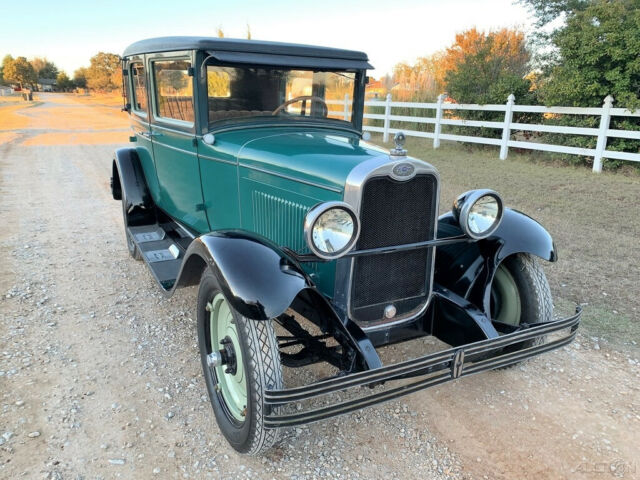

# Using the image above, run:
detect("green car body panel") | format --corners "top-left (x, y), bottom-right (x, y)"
top-left (194, 126), bottom-right (387, 297)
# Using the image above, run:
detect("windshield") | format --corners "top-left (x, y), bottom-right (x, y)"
top-left (206, 64), bottom-right (357, 127)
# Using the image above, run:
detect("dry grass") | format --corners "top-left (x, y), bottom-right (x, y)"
top-left (72, 91), bottom-right (125, 108)
top-left (373, 135), bottom-right (640, 348)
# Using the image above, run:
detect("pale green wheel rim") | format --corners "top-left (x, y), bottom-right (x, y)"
top-left (208, 293), bottom-right (247, 422)
top-left (493, 265), bottom-right (522, 326)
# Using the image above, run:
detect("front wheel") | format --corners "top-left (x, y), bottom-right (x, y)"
top-left (490, 253), bottom-right (553, 355)
top-left (197, 268), bottom-right (283, 455)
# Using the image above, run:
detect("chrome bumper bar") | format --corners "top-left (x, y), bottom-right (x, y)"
top-left (264, 307), bottom-right (581, 428)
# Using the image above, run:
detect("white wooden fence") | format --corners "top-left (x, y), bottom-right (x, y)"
top-left (333, 93), bottom-right (640, 173)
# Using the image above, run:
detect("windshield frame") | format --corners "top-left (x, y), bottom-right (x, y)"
top-left (196, 53), bottom-right (366, 135)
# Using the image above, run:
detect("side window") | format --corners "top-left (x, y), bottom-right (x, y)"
top-left (131, 62), bottom-right (147, 113)
top-left (152, 60), bottom-right (194, 123)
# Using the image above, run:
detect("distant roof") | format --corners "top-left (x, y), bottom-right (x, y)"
top-left (123, 36), bottom-right (372, 69)
top-left (38, 78), bottom-right (56, 85)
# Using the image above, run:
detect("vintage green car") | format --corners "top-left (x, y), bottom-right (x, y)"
top-left (112, 36), bottom-right (580, 454)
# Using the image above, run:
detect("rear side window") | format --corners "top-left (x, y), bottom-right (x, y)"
top-left (131, 62), bottom-right (147, 112)
top-left (152, 60), bottom-right (194, 123)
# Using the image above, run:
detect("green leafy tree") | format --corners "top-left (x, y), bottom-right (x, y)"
top-left (537, 0), bottom-right (640, 109)
top-left (522, 0), bottom-right (640, 169)
top-left (56, 72), bottom-right (73, 91)
top-left (0, 55), bottom-right (10, 85)
top-left (3, 56), bottom-right (37, 89)
top-left (86, 52), bottom-right (122, 91)
top-left (30, 57), bottom-right (59, 80)
top-left (73, 67), bottom-right (88, 88)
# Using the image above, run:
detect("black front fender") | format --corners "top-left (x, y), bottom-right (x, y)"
top-left (175, 231), bottom-right (309, 321)
top-left (173, 230), bottom-right (383, 370)
top-left (435, 208), bottom-right (557, 315)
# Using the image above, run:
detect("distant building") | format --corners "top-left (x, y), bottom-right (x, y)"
top-left (365, 78), bottom-right (388, 99)
top-left (0, 86), bottom-right (13, 96)
top-left (37, 78), bottom-right (56, 92)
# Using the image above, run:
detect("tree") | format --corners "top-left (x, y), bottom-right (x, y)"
top-left (440, 28), bottom-right (536, 139)
top-left (30, 57), bottom-right (58, 80)
top-left (3, 56), bottom-right (36, 89)
top-left (443, 28), bottom-right (532, 104)
top-left (522, 0), bottom-right (640, 170)
top-left (56, 72), bottom-right (73, 91)
top-left (0, 55), bottom-right (11, 85)
top-left (535, 0), bottom-right (640, 109)
top-left (73, 67), bottom-right (88, 88)
top-left (86, 52), bottom-right (121, 91)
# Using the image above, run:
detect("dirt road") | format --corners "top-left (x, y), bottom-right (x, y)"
top-left (1, 93), bottom-right (638, 479)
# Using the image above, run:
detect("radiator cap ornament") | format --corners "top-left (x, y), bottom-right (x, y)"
top-left (390, 131), bottom-right (407, 156)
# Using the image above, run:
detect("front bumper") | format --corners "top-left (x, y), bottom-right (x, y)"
top-left (264, 307), bottom-right (581, 428)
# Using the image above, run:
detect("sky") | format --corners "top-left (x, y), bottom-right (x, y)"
top-left (0, 0), bottom-right (533, 77)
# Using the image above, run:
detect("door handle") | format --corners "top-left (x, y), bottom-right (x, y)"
top-left (138, 131), bottom-right (162, 138)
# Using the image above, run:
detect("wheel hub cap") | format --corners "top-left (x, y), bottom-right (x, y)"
top-left (207, 293), bottom-right (247, 421)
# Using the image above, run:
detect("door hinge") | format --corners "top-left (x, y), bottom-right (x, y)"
top-left (192, 138), bottom-right (198, 147)
top-left (195, 203), bottom-right (206, 212)
top-left (188, 67), bottom-right (195, 77)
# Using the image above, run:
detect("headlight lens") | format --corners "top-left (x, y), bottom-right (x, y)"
top-left (454, 189), bottom-right (503, 239)
top-left (467, 195), bottom-right (500, 235)
top-left (305, 202), bottom-right (360, 259)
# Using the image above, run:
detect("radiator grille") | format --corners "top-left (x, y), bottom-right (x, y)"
top-left (351, 174), bottom-right (438, 324)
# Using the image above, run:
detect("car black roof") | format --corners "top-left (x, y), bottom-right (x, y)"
top-left (123, 36), bottom-right (370, 62)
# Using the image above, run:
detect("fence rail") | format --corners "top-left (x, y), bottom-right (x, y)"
top-left (355, 93), bottom-right (640, 173)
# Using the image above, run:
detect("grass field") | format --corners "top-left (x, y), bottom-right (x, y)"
top-left (372, 135), bottom-right (640, 350)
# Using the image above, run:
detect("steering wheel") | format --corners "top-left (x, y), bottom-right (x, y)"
top-left (272, 96), bottom-right (328, 117)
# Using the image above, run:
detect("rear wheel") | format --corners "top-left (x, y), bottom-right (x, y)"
top-left (197, 268), bottom-right (283, 455)
top-left (490, 253), bottom-right (553, 353)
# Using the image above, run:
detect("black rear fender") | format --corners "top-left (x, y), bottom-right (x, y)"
top-left (112, 147), bottom-right (155, 227)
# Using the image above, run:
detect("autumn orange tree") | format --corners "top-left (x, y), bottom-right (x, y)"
top-left (388, 28), bottom-right (535, 136)
top-left (443, 28), bottom-right (533, 105)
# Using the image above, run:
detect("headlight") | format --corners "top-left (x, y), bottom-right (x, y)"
top-left (304, 202), bottom-right (360, 260)
top-left (453, 189), bottom-right (503, 239)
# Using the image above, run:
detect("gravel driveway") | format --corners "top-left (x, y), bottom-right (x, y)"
top-left (1, 93), bottom-right (638, 479)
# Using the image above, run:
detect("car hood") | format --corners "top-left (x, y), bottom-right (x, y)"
top-left (221, 127), bottom-right (390, 192)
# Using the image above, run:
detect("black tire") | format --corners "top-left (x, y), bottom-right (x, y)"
top-left (197, 268), bottom-right (283, 455)
top-left (122, 199), bottom-right (142, 260)
top-left (490, 253), bottom-right (553, 356)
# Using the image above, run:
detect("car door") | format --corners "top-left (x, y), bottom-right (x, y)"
top-left (148, 52), bottom-right (209, 233)
top-left (127, 56), bottom-right (160, 202)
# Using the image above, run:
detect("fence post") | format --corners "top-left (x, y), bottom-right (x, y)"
top-left (382, 93), bottom-right (392, 142)
top-left (433, 93), bottom-right (446, 149)
top-left (593, 95), bottom-right (613, 173)
top-left (343, 93), bottom-right (350, 121)
top-left (499, 94), bottom-right (515, 160)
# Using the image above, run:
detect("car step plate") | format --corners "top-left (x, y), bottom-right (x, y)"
top-left (145, 245), bottom-right (180, 263)
top-left (134, 228), bottom-right (166, 243)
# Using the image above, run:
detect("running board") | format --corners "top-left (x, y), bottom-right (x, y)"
top-left (127, 221), bottom-right (194, 290)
